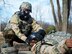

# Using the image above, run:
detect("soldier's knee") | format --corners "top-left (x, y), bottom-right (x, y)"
top-left (3, 29), bottom-right (15, 39)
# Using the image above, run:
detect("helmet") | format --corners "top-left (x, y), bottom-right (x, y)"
top-left (19, 2), bottom-right (32, 12)
top-left (28, 32), bottom-right (44, 42)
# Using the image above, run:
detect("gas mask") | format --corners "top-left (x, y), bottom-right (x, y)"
top-left (19, 9), bottom-right (31, 21)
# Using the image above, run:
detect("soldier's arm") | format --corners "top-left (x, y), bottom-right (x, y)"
top-left (10, 14), bottom-right (27, 41)
top-left (32, 19), bottom-right (46, 36)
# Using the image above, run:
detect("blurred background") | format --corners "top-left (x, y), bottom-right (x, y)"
top-left (0, 0), bottom-right (72, 34)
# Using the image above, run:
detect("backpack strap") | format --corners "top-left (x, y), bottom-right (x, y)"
top-left (41, 43), bottom-right (53, 46)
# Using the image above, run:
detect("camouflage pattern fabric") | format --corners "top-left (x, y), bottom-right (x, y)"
top-left (20, 2), bottom-right (32, 12)
top-left (4, 11), bottom-right (43, 42)
top-left (44, 31), bottom-right (71, 43)
top-left (40, 40), bottom-right (68, 54)
top-left (31, 31), bottom-right (72, 54)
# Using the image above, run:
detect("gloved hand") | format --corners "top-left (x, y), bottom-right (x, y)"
top-left (37, 29), bottom-right (46, 37)
top-left (28, 32), bottom-right (44, 42)
top-left (65, 39), bottom-right (72, 48)
top-left (25, 32), bottom-right (44, 45)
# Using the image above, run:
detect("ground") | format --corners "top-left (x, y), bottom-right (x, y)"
top-left (0, 32), bottom-right (32, 54)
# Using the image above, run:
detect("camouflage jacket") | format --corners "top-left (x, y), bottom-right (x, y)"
top-left (4, 11), bottom-right (43, 41)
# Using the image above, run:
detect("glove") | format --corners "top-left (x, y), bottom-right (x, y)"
top-left (28, 32), bottom-right (44, 42)
top-left (65, 39), bottom-right (72, 48)
top-left (37, 29), bottom-right (46, 37)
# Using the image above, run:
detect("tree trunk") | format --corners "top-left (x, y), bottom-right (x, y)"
top-left (67, 0), bottom-right (71, 33)
top-left (67, 0), bottom-right (71, 18)
top-left (62, 0), bottom-right (68, 32)
top-left (57, 0), bottom-right (62, 31)
top-left (50, 0), bottom-right (58, 31)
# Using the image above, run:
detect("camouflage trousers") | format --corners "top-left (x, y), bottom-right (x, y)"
top-left (3, 29), bottom-right (25, 47)
top-left (31, 40), bottom-right (70, 54)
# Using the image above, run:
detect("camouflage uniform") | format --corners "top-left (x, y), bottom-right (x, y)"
top-left (3, 2), bottom-right (45, 46)
top-left (31, 32), bottom-right (72, 54)
top-left (31, 40), bottom-right (69, 54)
